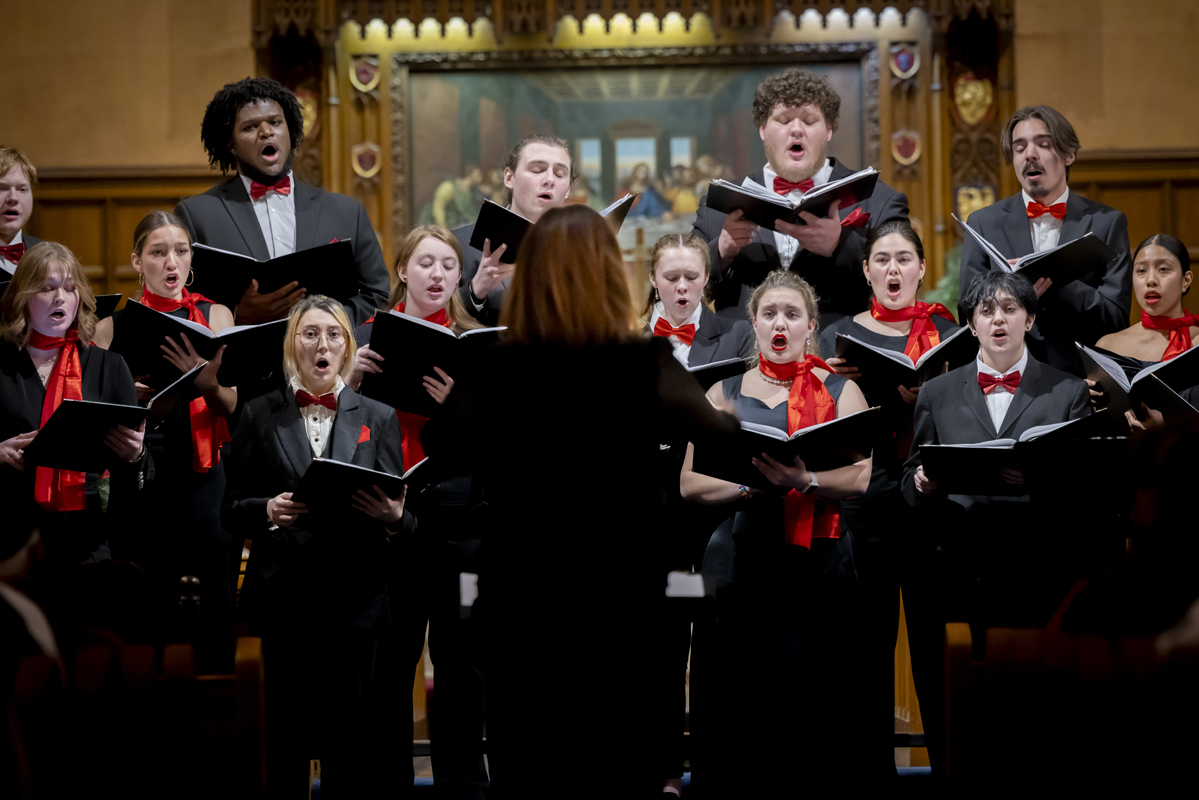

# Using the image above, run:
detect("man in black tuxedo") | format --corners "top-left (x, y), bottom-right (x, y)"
top-left (175, 78), bottom-right (389, 327)
top-left (692, 68), bottom-right (909, 326)
top-left (0, 147), bottom-right (42, 270)
top-left (452, 134), bottom-right (574, 327)
top-left (959, 105), bottom-right (1131, 376)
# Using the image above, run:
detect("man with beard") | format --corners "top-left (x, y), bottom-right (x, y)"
top-left (693, 67), bottom-right (909, 327)
top-left (959, 105), bottom-right (1131, 374)
top-left (176, 78), bottom-right (389, 326)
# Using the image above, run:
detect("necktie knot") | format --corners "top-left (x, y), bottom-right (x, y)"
top-left (1026, 200), bottom-right (1066, 220)
top-left (773, 176), bottom-right (815, 196)
top-left (653, 317), bottom-right (697, 346)
top-left (250, 175), bottom-right (292, 201)
top-left (978, 370), bottom-right (1021, 395)
top-left (0, 242), bottom-right (25, 264)
top-left (296, 390), bottom-right (337, 411)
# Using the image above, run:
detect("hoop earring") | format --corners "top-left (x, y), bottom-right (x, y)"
top-left (137, 273), bottom-right (143, 287)
top-left (918, 277), bottom-right (924, 287)
top-left (185, 271), bottom-right (194, 287)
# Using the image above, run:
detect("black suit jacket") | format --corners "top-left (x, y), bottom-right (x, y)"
top-left (958, 191), bottom-right (1132, 376)
top-left (693, 158), bottom-right (909, 325)
top-left (900, 355), bottom-right (1090, 507)
top-left (22, 234), bottom-right (42, 249)
top-left (452, 223), bottom-right (505, 327)
top-left (686, 304), bottom-right (754, 367)
top-left (221, 385), bottom-right (413, 629)
top-left (175, 176), bottom-right (390, 326)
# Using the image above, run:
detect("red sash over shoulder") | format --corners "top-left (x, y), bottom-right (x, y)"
top-left (139, 288), bottom-right (230, 472)
top-left (870, 297), bottom-right (956, 365)
top-left (1141, 310), bottom-right (1198, 362)
top-left (30, 329), bottom-right (87, 512)
top-left (757, 354), bottom-right (841, 549)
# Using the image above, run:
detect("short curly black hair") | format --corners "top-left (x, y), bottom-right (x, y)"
top-left (199, 77), bottom-right (305, 173)
top-left (752, 68), bottom-right (841, 132)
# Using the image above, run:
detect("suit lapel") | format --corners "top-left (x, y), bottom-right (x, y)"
top-left (219, 177), bottom-right (271, 261)
top-left (1058, 191), bottom-right (1093, 244)
top-left (997, 355), bottom-right (1040, 438)
top-left (273, 390), bottom-right (314, 478)
top-left (688, 306), bottom-right (720, 366)
top-left (961, 365), bottom-right (997, 435)
top-left (293, 180), bottom-right (322, 252)
top-left (1000, 194), bottom-right (1035, 259)
top-left (330, 389), bottom-right (363, 464)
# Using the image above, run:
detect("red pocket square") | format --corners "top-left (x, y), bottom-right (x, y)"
top-left (358, 425), bottom-right (370, 443)
top-left (330, 237), bottom-right (339, 244)
top-left (840, 208), bottom-right (870, 229)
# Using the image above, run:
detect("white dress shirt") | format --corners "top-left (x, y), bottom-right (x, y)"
top-left (763, 159), bottom-right (835, 268)
top-left (1022, 187), bottom-right (1068, 254)
top-left (241, 171), bottom-right (296, 259)
top-left (290, 375), bottom-right (345, 457)
top-left (976, 346), bottom-right (1029, 434)
top-left (650, 300), bottom-right (704, 366)
top-left (2, 229), bottom-right (23, 268)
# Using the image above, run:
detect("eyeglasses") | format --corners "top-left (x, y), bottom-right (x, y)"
top-left (296, 327), bottom-right (345, 345)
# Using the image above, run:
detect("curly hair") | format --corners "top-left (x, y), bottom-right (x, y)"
top-left (752, 68), bottom-right (841, 132)
top-left (199, 77), bottom-right (305, 174)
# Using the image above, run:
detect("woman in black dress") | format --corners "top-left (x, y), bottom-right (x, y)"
top-left (349, 225), bottom-right (489, 800)
top-left (819, 221), bottom-right (960, 782)
top-left (423, 205), bottom-right (740, 800)
top-left (221, 295), bottom-right (414, 798)
top-left (680, 268), bottom-right (872, 795)
top-left (0, 242), bottom-right (149, 625)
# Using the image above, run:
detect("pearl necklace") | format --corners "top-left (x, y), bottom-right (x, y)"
top-left (757, 367), bottom-right (792, 387)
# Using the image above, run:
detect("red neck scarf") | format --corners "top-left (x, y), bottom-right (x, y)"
top-left (757, 354), bottom-right (841, 548)
top-left (29, 329), bottom-right (87, 511)
top-left (870, 297), bottom-right (956, 365)
top-left (1141, 309), bottom-right (1199, 361)
top-left (139, 289), bottom-right (229, 472)
top-left (391, 301), bottom-right (452, 465)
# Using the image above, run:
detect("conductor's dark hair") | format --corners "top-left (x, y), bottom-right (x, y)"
top-left (960, 270), bottom-right (1038, 326)
top-left (199, 77), bottom-right (305, 174)
top-left (1001, 105), bottom-right (1080, 180)
top-left (863, 220), bottom-right (925, 262)
top-left (501, 134), bottom-right (577, 204)
top-left (1134, 233), bottom-right (1190, 273)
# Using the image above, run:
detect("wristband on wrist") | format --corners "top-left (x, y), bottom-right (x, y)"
top-left (738, 484), bottom-right (749, 498)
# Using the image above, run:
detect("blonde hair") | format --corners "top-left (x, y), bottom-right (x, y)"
top-left (0, 242), bottom-right (97, 349)
top-left (282, 295), bottom-right (358, 385)
top-left (0, 146), bottom-right (37, 186)
top-left (501, 205), bottom-right (637, 346)
top-left (746, 269), bottom-right (822, 359)
top-left (388, 226), bottom-right (480, 333)
top-left (643, 233), bottom-right (711, 320)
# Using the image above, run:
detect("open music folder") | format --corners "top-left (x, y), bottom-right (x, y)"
top-left (953, 214), bottom-right (1119, 288)
top-left (468, 194), bottom-right (639, 264)
top-left (1077, 342), bottom-right (1199, 419)
top-left (705, 167), bottom-right (880, 230)
top-left (834, 326), bottom-right (978, 396)
top-left (292, 457), bottom-right (427, 521)
top-left (190, 239), bottom-right (358, 311)
top-left (691, 406), bottom-right (880, 492)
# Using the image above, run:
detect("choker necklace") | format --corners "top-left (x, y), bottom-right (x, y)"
top-left (757, 367), bottom-right (792, 387)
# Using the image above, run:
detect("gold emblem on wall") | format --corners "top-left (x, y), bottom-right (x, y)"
top-left (953, 72), bottom-right (994, 127)
top-left (295, 88), bottom-right (320, 139)
top-left (891, 130), bottom-right (921, 166)
top-left (890, 44), bottom-right (920, 80)
top-left (350, 56), bottom-right (380, 93)
top-left (352, 142), bottom-right (382, 179)
top-left (956, 185), bottom-right (996, 223)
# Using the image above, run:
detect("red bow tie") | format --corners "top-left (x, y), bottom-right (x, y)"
top-left (773, 176), bottom-right (815, 196)
top-left (249, 175), bottom-right (292, 201)
top-left (978, 370), bottom-right (1021, 395)
top-left (296, 389), bottom-right (337, 411)
top-left (1026, 200), bottom-right (1066, 220)
top-left (0, 242), bottom-right (25, 264)
top-left (653, 317), bottom-right (697, 346)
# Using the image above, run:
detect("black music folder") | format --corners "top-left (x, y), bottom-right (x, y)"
top-left (359, 311), bottom-right (504, 417)
top-left (111, 301), bottom-right (287, 390)
top-left (919, 413), bottom-right (1124, 497)
top-left (143, 362), bottom-right (206, 430)
top-left (21, 399), bottom-right (149, 472)
top-left (599, 193), bottom-right (637, 231)
top-left (691, 406), bottom-right (880, 492)
top-left (469, 195), bottom-right (639, 264)
top-left (292, 456), bottom-right (425, 520)
top-left (94, 294), bottom-right (121, 320)
top-left (190, 239), bottom-right (357, 310)
top-left (1077, 343), bottom-right (1199, 418)
top-left (705, 167), bottom-right (880, 230)
top-left (954, 215), bottom-right (1119, 289)
top-left (834, 326), bottom-right (978, 396)
top-left (686, 357), bottom-right (748, 392)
